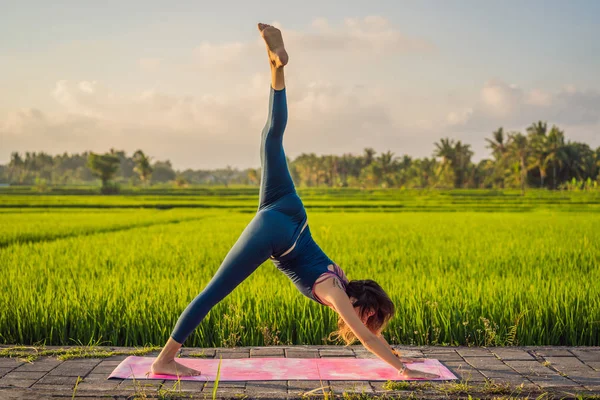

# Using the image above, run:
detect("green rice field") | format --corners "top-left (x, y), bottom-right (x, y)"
top-left (1, 188), bottom-right (599, 348)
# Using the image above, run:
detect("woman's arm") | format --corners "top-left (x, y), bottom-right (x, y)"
top-left (320, 278), bottom-right (407, 373)
top-left (319, 278), bottom-right (438, 378)
top-left (378, 334), bottom-right (425, 363)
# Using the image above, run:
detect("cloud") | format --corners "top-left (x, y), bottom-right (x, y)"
top-left (138, 58), bottom-right (162, 71)
top-left (188, 16), bottom-right (436, 73)
top-left (286, 16), bottom-right (436, 55)
top-left (193, 41), bottom-right (249, 68)
top-left (448, 80), bottom-right (600, 130)
top-left (443, 80), bottom-right (600, 158)
top-left (1, 77), bottom-right (409, 168)
top-left (3, 76), bottom-right (599, 169)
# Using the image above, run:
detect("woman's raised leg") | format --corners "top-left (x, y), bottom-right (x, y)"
top-left (257, 24), bottom-right (297, 210)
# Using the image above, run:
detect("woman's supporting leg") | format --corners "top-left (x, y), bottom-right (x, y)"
top-left (257, 24), bottom-right (297, 210)
top-left (151, 215), bottom-right (273, 376)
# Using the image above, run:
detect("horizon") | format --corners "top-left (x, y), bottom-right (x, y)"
top-left (1, 0), bottom-right (599, 170)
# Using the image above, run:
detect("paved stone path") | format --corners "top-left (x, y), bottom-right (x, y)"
top-left (0, 345), bottom-right (599, 399)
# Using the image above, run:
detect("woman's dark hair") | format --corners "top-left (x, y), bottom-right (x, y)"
top-left (328, 279), bottom-right (395, 345)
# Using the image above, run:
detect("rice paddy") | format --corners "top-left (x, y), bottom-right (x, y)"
top-left (1, 189), bottom-right (599, 347)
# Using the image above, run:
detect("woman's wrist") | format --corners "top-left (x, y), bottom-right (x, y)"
top-left (398, 362), bottom-right (407, 374)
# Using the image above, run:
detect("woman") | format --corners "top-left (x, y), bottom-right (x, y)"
top-left (151, 23), bottom-right (439, 380)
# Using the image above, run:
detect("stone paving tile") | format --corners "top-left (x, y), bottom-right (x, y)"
top-left (168, 380), bottom-right (207, 392)
top-left (0, 378), bottom-right (39, 388)
top-left (12, 358), bottom-right (62, 372)
top-left (3, 371), bottom-right (47, 380)
top-left (545, 356), bottom-right (589, 368)
top-left (212, 388), bottom-right (248, 398)
top-left (245, 380), bottom-right (288, 395)
top-left (425, 352), bottom-right (464, 362)
top-left (477, 367), bottom-right (523, 379)
top-left (215, 349), bottom-right (250, 359)
top-left (444, 361), bottom-right (487, 381)
top-left (566, 369), bottom-right (600, 384)
top-left (0, 359), bottom-right (24, 368)
top-left (203, 381), bottom-right (246, 388)
top-left (90, 360), bottom-right (122, 374)
top-left (479, 372), bottom-right (532, 385)
top-left (36, 374), bottom-right (81, 385)
top-left (83, 372), bottom-right (113, 381)
top-left (463, 356), bottom-right (511, 367)
top-left (505, 360), bottom-right (556, 377)
top-left (180, 348), bottom-right (216, 358)
top-left (46, 359), bottom-right (101, 376)
top-left (28, 384), bottom-right (75, 392)
top-left (421, 347), bottom-right (461, 353)
top-left (285, 349), bottom-right (319, 358)
top-left (0, 368), bottom-right (13, 378)
top-left (318, 348), bottom-right (355, 357)
top-left (75, 380), bottom-right (122, 391)
top-left (587, 361), bottom-right (600, 371)
top-left (287, 379), bottom-right (328, 395)
top-left (534, 348), bottom-right (574, 357)
top-left (354, 350), bottom-right (378, 359)
top-left (391, 349), bottom-right (425, 358)
top-left (369, 381), bottom-right (391, 393)
top-left (571, 349), bottom-right (600, 361)
top-left (102, 354), bottom-right (129, 361)
top-left (117, 378), bottom-right (165, 390)
top-left (491, 348), bottom-right (535, 361)
top-left (528, 375), bottom-right (581, 388)
top-left (456, 348), bottom-right (494, 357)
top-left (329, 380), bottom-right (374, 394)
top-left (250, 347), bottom-right (285, 357)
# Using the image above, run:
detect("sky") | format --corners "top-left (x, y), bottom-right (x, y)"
top-left (1, 0), bottom-right (599, 169)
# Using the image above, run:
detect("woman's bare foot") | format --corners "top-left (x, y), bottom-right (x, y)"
top-left (257, 23), bottom-right (288, 68)
top-left (401, 367), bottom-right (440, 380)
top-left (151, 358), bottom-right (202, 377)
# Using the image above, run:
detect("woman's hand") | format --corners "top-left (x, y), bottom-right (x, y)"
top-left (399, 367), bottom-right (440, 379)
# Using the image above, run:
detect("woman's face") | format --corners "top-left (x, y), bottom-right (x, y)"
top-left (349, 296), bottom-right (375, 325)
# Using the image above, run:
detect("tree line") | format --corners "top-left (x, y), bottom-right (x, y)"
top-left (2, 121), bottom-right (599, 192)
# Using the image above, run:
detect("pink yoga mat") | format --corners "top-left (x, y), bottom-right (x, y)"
top-left (108, 356), bottom-right (457, 381)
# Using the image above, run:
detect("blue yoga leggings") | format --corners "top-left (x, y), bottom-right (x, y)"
top-left (170, 87), bottom-right (302, 344)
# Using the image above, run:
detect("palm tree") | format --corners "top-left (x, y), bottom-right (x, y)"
top-left (508, 132), bottom-right (529, 194)
top-left (544, 125), bottom-right (566, 189)
top-left (434, 137), bottom-right (453, 169)
top-left (563, 142), bottom-right (594, 181)
top-left (133, 150), bottom-right (153, 185)
top-left (485, 128), bottom-right (512, 188)
top-left (410, 157), bottom-right (437, 188)
top-left (362, 148), bottom-right (376, 167)
top-left (486, 127), bottom-right (508, 161)
top-left (527, 121), bottom-right (548, 188)
top-left (526, 121), bottom-right (547, 137)
top-left (377, 151), bottom-right (396, 187)
top-left (321, 155), bottom-right (338, 187)
top-left (454, 141), bottom-right (473, 188)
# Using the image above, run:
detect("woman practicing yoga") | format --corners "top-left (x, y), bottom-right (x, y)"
top-left (151, 23), bottom-right (439, 380)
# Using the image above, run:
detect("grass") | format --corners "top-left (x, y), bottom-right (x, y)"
top-left (1, 189), bottom-right (599, 348)
top-left (0, 344), bottom-right (161, 362)
top-left (0, 208), bottom-right (216, 248)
